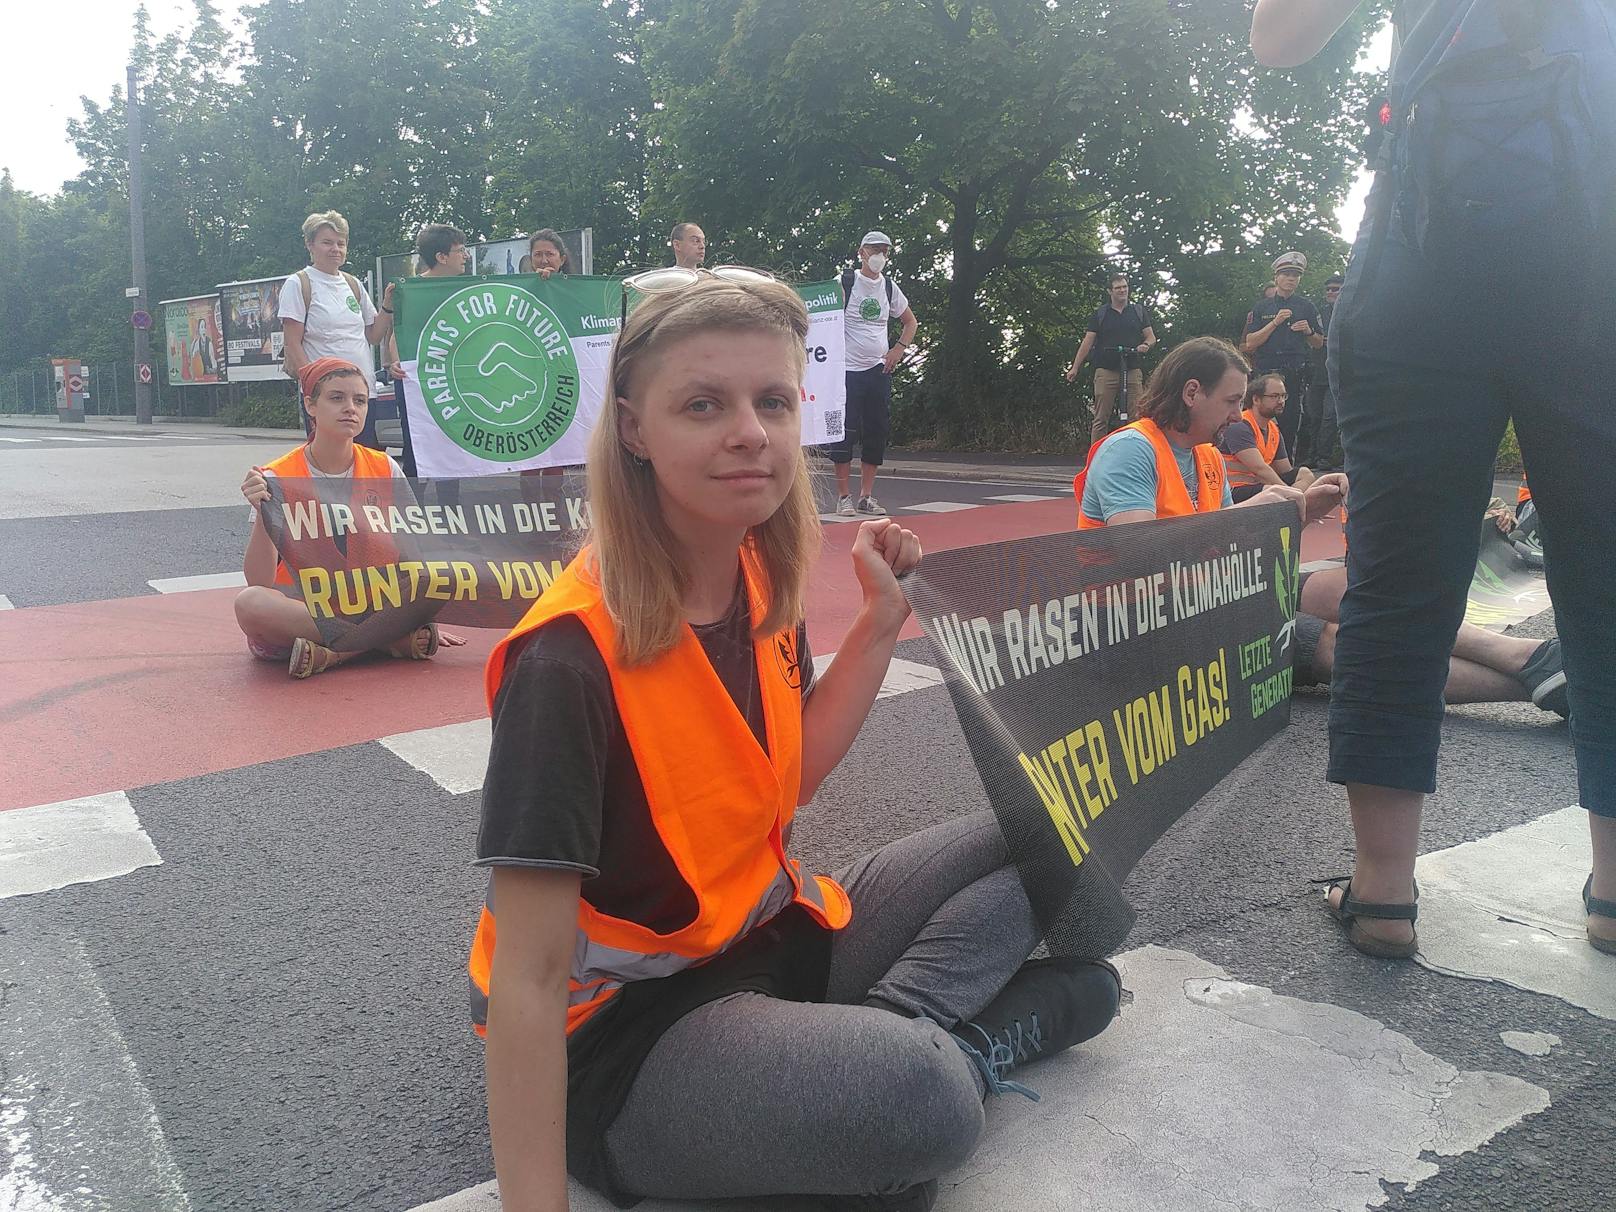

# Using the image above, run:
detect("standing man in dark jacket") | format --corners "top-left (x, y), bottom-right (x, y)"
top-left (1243, 250), bottom-right (1324, 460)
top-left (1298, 272), bottom-right (1344, 469)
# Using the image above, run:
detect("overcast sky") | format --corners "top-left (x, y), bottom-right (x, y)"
top-left (5, 2), bottom-right (1387, 243)
top-left (1, 0), bottom-right (250, 197)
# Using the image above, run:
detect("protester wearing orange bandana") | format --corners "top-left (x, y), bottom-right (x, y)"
top-left (233, 356), bottom-right (465, 677)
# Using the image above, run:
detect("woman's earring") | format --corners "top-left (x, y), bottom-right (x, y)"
top-left (630, 450), bottom-right (649, 468)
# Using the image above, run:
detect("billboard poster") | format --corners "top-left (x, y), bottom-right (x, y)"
top-left (161, 294), bottom-right (225, 385)
top-left (219, 275), bottom-right (291, 382)
top-left (379, 231), bottom-right (592, 299)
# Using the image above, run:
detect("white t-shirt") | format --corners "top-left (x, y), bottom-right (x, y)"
top-left (843, 270), bottom-right (910, 372)
top-left (278, 267), bottom-right (379, 396)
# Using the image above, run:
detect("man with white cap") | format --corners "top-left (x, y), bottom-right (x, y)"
top-left (831, 231), bottom-right (918, 516)
top-left (1243, 250), bottom-right (1324, 459)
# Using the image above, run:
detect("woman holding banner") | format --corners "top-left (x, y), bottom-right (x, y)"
top-left (470, 271), bottom-right (1121, 1211)
top-left (234, 356), bottom-right (463, 678)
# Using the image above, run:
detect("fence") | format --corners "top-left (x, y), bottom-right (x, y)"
top-left (0, 361), bottom-right (243, 419)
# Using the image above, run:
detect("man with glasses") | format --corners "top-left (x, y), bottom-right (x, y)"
top-left (1219, 372), bottom-right (1317, 502)
top-left (830, 231), bottom-right (917, 517)
top-left (1243, 250), bottom-right (1324, 462)
top-left (669, 222), bottom-right (706, 270)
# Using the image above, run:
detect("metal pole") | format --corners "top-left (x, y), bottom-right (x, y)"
top-left (127, 65), bottom-right (153, 425)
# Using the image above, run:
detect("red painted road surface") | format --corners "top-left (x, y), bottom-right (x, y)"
top-left (1, 501), bottom-right (1345, 812)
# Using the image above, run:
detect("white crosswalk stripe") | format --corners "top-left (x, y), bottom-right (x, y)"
top-left (148, 571), bottom-right (247, 593)
top-left (903, 500), bottom-right (980, 513)
top-left (986, 492), bottom-right (1067, 502)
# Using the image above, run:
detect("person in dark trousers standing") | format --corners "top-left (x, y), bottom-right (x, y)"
top-left (1065, 273), bottom-right (1157, 444)
top-left (1298, 272), bottom-right (1344, 469)
top-left (1252, 0), bottom-right (1616, 959)
top-left (1243, 250), bottom-right (1324, 461)
top-left (830, 231), bottom-right (918, 517)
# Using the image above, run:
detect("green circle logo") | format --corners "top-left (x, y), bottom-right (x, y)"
top-left (414, 283), bottom-right (582, 461)
top-left (859, 297), bottom-right (882, 321)
top-left (346, 294), bottom-right (361, 314)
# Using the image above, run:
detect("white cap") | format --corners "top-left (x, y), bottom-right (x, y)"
top-left (860, 231), bottom-right (893, 249)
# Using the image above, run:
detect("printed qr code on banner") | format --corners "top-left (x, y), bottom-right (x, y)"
top-left (824, 411), bottom-right (844, 439)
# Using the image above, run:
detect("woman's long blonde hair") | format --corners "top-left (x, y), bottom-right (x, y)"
top-left (587, 276), bottom-right (820, 665)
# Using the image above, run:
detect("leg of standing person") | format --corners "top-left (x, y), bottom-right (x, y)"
top-left (1297, 377), bottom-right (1329, 467)
top-left (858, 365), bottom-right (892, 511)
top-left (1325, 179), bottom-right (1515, 950)
top-left (603, 813), bottom-right (1120, 1199)
top-left (1508, 323), bottom-right (1616, 947)
top-left (1090, 368), bottom-right (1120, 444)
top-left (1276, 366), bottom-right (1307, 464)
top-left (831, 369), bottom-right (866, 512)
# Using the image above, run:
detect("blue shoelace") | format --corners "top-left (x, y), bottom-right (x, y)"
top-left (950, 1015), bottom-right (1042, 1102)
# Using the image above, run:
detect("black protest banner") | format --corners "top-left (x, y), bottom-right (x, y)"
top-left (1466, 520), bottom-right (1550, 629)
top-left (260, 474), bottom-right (587, 650)
top-left (901, 504), bottom-right (1301, 959)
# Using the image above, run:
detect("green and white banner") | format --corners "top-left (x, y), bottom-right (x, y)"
top-left (395, 275), bottom-right (847, 478)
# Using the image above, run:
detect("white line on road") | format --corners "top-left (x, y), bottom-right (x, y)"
top-left (0, 594), bottom-right (12, 610)
top-left (383, 656), bottom-right (944, 795)
top-left (817, 512), bottom-right (863, 524)
top-left (986, 493), bottom-right (1067, 502)
top-left (147, 571), bottom-right (247, 594)
top-left (1415, 805), bottom-right (1614, 1020)
top-left (0, 791), bottom-right (164, 901)
top-left (903, 501), bottom-right (980, 514)
top-left (0, 931), bottom-right (193, 1211)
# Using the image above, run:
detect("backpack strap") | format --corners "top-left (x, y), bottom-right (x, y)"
top-left (298, 269), bottom-right (312, 314)
top-left (841, 268), bottom-right (855, 309)
top-left (342, 272), bottom-right (363, 311)
top-left (885, 275), bottom-right (894, 307)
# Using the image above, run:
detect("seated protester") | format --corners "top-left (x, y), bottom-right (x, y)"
top-left (1073, 338), bottom-right (1569, 719)
top-left (234, 357), bottom-right (465, 679)
top-left (1073, 337), bottom-right (1338, 529)
top-left (1294, 566), bottom-right (1568, 718)
top-left (471, 273), bottom-right (1122, 1211)
top-left (1220, 372), bottom-right (1317, 503)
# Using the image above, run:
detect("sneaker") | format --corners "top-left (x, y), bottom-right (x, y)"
top-left (856, 495), bottom-right (887, 515)
top-left (836, 495), bottom-right (856, 517)
top-left (806, 1179), bottom-right (938, 1211)
top-left (948, 957), bottom-right (1121, 1100)
top-left (1520, 639), bottom-right (1569, 718)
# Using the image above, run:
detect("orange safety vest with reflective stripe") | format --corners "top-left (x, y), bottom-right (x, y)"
top-left (1072, 418), bottom-right (1227, 529)
top-left (468, 551), bottom-right (853, 1039)
top-left (262, 443), bottom-right (397, 587)
top-left (1518, 477), bottom-right (1532, 506)
top-left (1222, 410), bottom-right (1281, 490)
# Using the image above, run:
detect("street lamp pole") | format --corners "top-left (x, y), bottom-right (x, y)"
top-left (127, 64), bottom-right (153, 425)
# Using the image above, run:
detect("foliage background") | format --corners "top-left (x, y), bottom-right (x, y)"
top-left (0, 0), bottom-right (1388, 446)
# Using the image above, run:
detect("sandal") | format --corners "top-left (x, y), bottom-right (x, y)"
top-left (1323, 877), bottom-right (1419, 959)
top-left (1582, 875), bottom-right (1616, 956)
top-left (386, 624), bottom-right (440, 661)
top-left (289, 636), bottom-right (343, 680)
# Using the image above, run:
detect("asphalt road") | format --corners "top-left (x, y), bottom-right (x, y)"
top-left (0, 420), bottom-right (1605, 1212)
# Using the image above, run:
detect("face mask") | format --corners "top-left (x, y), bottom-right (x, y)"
top-left (867, 253), bottom-right (888, 273)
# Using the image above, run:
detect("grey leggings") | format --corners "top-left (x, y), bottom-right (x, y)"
top-left (603, 811), bottom-right (1039, 1200)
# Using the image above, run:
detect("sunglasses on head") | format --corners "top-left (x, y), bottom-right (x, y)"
top-left (619, 265), bottom-right (776, 327)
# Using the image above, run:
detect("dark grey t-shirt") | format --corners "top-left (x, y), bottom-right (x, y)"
top-left (475, 584), bottom-right (814, 932)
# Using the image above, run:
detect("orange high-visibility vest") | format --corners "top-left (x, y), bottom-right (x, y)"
top-left (1073, 418), bottom-right (1226, 529)
top-left (1518, 477), bottom-right (1532, 506)
top-left (468, 551), bottom-right (852, 1039)
top-left (262, 443), bottom-right (396, 587)
top-left (1222, 410), bottom-right (1281, 489)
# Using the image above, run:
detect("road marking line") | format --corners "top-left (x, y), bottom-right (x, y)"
top-left (1415, 805), bottom-right (1614, 1020)
top-left (380, 719), bottom-right (492, 796)
top-left (1299, 558), bottom-right (1344, 573)
top-left (0, 791), bottom-right (163, 900)
top-left (383, 656), bottom-right (944, 795)
top-left (1, 931), bottom-right (193, 1211)
top-left (903, 501), bottom-right (979, 513)
top-left (986, 493), bottom-right (1067, 502)
top-left (817, 512), bottom-right (863, 524)
top-left (14, 434), bottom-right (99, 442)
top-left (147, 571), bottom-right (248, 594)
top-left (0, 594), bottom-right (13, 610)
top-left (951, 946), bottom-right (1548, 1212)
top-left (0, 436), bottom-right (43, 443)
